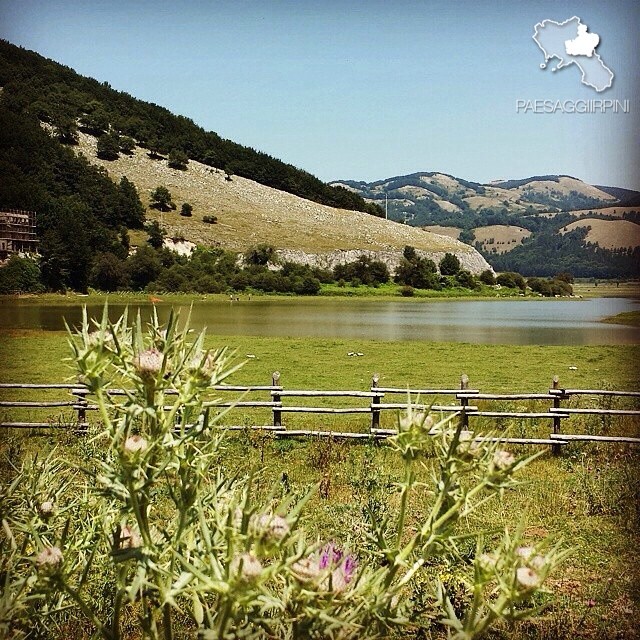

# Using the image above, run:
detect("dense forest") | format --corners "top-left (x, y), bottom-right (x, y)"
top-left (0, 40), bottom-right (383, 217)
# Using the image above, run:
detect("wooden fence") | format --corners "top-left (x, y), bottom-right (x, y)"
top-left (1, 374), bottom-right (639, 451)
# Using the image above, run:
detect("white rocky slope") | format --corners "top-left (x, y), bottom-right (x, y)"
top-left (70, 131), bottom-right (492, 274)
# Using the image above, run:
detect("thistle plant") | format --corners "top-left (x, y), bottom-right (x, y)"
top-left (0, 307), bottom-right (566, 639)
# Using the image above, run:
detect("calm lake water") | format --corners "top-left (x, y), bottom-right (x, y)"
top-left (1, 297), bottom-right (638, 345)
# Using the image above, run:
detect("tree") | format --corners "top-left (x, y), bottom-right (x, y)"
top-left (96, 132), bottom-right (120, 160)
top-left (145, 220), bottom-right (166, 249)
top-left (403, 245), bottom-right (417, 261)
top-left (149, 186), bottom-right (174, 211)
top-left (180, 202), bottom-right (193, 217)
top-left (116, 177), bottom-right (145, 228)
top-left (119, 136), bottom-right (136, 154)
top-left (245, 244), bottom-right (278, 266)
top-left (79, 108), bottom-right (109, 135)
top-left (126, 245), bottom-right (163, 290)
top-left (439, 253), bottom-right (461, 276)
top-left (168, 149), bottom-right (189, 170)
top-left (455, 270), bottom-right (478, 289)
top-left (89, 252), bottom-right (128, 291)
top-left (55, 118), bottom-right (79, 145)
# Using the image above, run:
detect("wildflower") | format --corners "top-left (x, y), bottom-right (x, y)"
top-left (516, 566), bottom-right (540, 590)
top-left (133, 348), bottom-right (163, 379)
top-left (292, 556), bottom-right (321, 582)
top-left (517, 546), bottom-right (545, 569)
top-left (231, 552), bottom-right (263, 582)
top-left (118, 525), bottom-right (142, 549)
top-left (124, 434), bottom-right (148, 455)
top-left (253, 514), bottom-right (290, 542)
top-left (189, 351), bottom-right (219, 380)
top-left (493, 450), bottom-right (515, 470)
top-left (478, 553), bottom-right (497, 570)
top-left (87, 331), bottom-right (114, 348)
top-left (38, 501), bottom-right (55, 517)
top-left (333, 553), bottom-right (358, 592)
top-left (36, 546), bottom-right (63, 570)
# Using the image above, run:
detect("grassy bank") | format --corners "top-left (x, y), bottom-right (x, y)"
top-left (1, 329), bottom-right (639, 638)
top-left (602, 310), bottom-right (640, 327)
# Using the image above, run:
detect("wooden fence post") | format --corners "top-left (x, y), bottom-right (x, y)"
top-left (371, 373), bottom-right (380, 432)
top-left (552, 375), bottom-right (562, 456)
top-left (272, 371), bottom-right (282, 428)
top-left (460, 374), bottom-right (470, 430)
top-left (73, 385), bottom-right (88, 433)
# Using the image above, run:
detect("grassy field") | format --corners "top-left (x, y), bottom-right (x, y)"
top-left (1, 318), bottom-right (639, 638)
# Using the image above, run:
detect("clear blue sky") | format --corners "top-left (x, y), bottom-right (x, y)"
top-left (1, 0), bottom-right (638, 189)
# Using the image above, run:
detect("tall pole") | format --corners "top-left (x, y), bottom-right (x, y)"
top-left (385, 193), bottom-right (388, 220)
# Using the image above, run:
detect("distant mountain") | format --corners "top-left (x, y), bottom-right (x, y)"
top-left (331, 172), bottom-right (633, 227)
top-left (332, 172), bottom-right (640, 277)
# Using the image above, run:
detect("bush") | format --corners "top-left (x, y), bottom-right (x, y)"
top-left (202, 215), bottom-right (217, 224)
top-left (479, 269), bottom-right (496, 286)
top-left (0, 255), bottom-right (43, 293)
top-left (0, 308), bottom-right (566, 639)
top-left (496, 271), bottom-right (526, 291)
top-left (168, 148), bottom-right (189, 170)
top-left (180, 203), bottom-right (193, 217)
top-left (400, 285), bottom-right (415, 297)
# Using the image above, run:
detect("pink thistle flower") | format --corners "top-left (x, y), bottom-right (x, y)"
top-left (118, 525), bottom-right (142, 549)
top-left (516, 566), bottom-right (540, 589)
top-left (231, 552), bottom-right (263, 582)
top-left (36, 546), bottom-right (63, 570)
top-left (124, 434), bottom-right (148, 455)
top-left (493, 450), bottom-right (515, 470)
top-left (133, 348), bottom-right (163, 379)
top-left (38, 501), bottom-right (55, 517)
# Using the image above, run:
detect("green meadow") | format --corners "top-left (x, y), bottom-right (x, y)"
top-left (1, 319), bottom-right (639, 638)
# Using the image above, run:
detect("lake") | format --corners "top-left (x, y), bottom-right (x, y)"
top-left (1, 297), bottom-right (638, 345)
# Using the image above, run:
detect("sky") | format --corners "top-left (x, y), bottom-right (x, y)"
top-left (1, 0), bottom-right (638, 189)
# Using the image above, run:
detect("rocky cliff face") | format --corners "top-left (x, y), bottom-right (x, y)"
top-left (276, 247), bottom-right (493, 275)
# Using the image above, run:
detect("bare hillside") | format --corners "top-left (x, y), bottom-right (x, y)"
top-left (72, 133), bottom-right (492, 272)
top-left (560, 219), bottom-right (640, 250)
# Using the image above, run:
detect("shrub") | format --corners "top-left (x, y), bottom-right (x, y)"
top-left (180, 203), bottom-right (193, 217)
top-left (400, 285), bottom-right (415, 297)
top-left (0, 309), bottom-right (566, 639)
top-left (0, 255), bottom-right (43, 293)
top-left (479, 269), bottom-right (496, 285)
top-left (202, 215), bottom-right (217, 224)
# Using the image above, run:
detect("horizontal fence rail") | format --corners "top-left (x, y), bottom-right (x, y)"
top-left (0, 372), bottom-right (638, 450)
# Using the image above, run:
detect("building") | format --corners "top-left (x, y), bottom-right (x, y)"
top-left (0, 210), bottom-right (38, 259)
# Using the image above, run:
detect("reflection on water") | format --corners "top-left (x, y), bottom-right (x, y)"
top-left (0, 297), bottom-right (638, 345)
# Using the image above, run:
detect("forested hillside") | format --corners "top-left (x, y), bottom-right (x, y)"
top-left (0, 40), bottom-right (382, 217)
top-left (0, 104), bottom-right (143, 291)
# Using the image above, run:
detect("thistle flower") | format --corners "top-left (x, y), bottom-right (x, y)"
top-left (231, 552), bottom-right (263, 582)
top-left (133, 348), bottom-right (163, 379)
top-left (493, 450), bottom-right (515, 470)
top-left (291, 556), bottom-right (322, 582)
top-left (516, 566), bottom-right (540, 590)
top-left (253, 514), bottom-right (290, 542)
top-left (517, 546), bottom-right (545, 569)
top-left (124, 434), bottom-right (148, 455)
top-left (38, 500), bottom-right (55, 517)
top-left (87, 331), bottom-right (114, 348)
top-left (36, 546), bottom-right (63, 570)
top-left (118, 525), bottom-right (142, 549)
top-left (478, 552), bottom-right (497, 570)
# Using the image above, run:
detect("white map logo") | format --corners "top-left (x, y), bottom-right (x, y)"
top-left (533, 16), bottom-right (614, 92)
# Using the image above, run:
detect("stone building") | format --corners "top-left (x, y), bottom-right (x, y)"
top-left (0, 210), bottom-right (38, 259)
